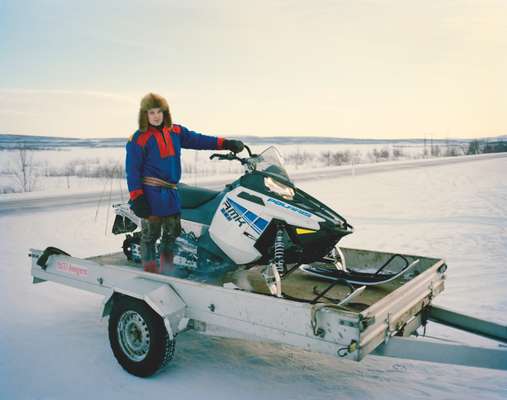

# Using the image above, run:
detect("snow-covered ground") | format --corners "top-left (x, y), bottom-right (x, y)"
top-left (1, 156), bottom-right (506, 399)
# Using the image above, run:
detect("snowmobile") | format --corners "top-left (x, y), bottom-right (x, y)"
top-left (112, 146), bottom-right (415, 296)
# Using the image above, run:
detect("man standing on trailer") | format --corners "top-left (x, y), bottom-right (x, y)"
top-left (126, 93), bottom-right (244, 274)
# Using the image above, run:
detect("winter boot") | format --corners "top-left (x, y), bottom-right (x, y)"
top-left (143, 260), bottom-right (158, 273)
top-left (159, 251), bottom-right (175, 275)
top-left (140, 217), bottom-right (162, 274)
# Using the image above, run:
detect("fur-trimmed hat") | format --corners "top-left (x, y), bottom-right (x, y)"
top-left (138, 93), bottom-right (172, 132)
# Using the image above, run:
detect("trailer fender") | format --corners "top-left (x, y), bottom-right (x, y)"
top-left (102, 277), bottom-right (188, 339)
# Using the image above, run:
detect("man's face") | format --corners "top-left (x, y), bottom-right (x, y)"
top-left (147, 108), bottom-right (163, 126)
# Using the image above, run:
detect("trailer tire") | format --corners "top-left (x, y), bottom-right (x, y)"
top-left (108, 296), bottom-right (175, 377)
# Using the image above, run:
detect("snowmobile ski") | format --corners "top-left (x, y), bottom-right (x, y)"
top-left (299, 259), bottom-right (420, 286)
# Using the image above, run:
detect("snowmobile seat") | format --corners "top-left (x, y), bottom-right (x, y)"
top-left (178, 183), bottom-right (221, 209)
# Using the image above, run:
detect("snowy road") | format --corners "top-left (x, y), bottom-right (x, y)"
top-left (0, 152), bottom-right (505, 216)
top-left (1, 155), bottom-right (506, 399)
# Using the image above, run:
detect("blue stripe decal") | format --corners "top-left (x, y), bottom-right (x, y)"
top-left (228, 198), bottom-right (269, 235)
top-left (230, 198), bottom-right (247, 214)
top-left (254, 218), bottom-right (268, 231)
top-left (244, 211), bottom-right (257, 223)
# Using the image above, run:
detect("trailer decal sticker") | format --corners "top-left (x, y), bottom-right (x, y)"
top-left (221, 197), bottom-right (269, 235)
top-left (56, 261), bottom-right (89, 278)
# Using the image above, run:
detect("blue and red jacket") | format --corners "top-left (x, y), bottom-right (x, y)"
top-left (126, 124), bottom-right (224, 216)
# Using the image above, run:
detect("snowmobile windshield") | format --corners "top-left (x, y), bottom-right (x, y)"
top-left (251, 147), bottom-right (291, 183)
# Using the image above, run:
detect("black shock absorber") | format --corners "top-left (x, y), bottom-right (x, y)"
top-left (274, 223), bottom-right (286, 273)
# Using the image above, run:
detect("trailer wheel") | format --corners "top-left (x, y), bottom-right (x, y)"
top-left (108, 296), bottom-right (175, 377)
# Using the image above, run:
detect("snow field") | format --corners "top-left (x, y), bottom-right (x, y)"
top-left (1, 156), bottom-right (506, 399)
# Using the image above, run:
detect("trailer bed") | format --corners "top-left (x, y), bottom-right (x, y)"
top-left (90, 249), bottom-right (433, 313)
top-left (31, 246), bottom-right (446, 363)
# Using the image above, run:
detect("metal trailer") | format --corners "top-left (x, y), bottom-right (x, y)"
top-left (29, 246), bottom-right (507, 377)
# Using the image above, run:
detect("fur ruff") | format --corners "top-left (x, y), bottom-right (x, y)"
top-left (138, 93), bottom-right (172, 132)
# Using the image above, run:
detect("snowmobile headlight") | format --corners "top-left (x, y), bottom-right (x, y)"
top-left (264, 177), bottom-right (295, 200)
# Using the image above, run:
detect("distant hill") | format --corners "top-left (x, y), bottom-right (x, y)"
top-left (232, 136), bottom-right (470, 146)
top-left (0, 132), bottom-right (503, 150)
top-left (0, 134), bottom-right (126, 149)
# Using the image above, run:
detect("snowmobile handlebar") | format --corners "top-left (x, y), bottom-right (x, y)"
top-left (243, 145), bottom-right (255, 157)
top-left (209, 152), bottom-right (244, 162)
top-left (209, 145), bottom-right (257, 165)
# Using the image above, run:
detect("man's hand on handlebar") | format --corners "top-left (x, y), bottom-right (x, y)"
top-left (222, 139), bottom-right (245, 153)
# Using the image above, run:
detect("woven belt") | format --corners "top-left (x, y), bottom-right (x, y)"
top-left (143, 176), bottom-right (178, 189)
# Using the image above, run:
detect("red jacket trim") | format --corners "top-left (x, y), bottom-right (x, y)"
top-left (151, 127), bottom-right (175, 158)
top-left (130, 189), bottom-right (144, 200)
top-left (136, 131), bottom-right (152, 147)
top-left (217, 137), bottom-right (224, 150)
top-left (171, 124), bottom-right (181, 134)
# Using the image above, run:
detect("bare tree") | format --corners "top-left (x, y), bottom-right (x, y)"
top-left (392, 147), bottom-right (404, 159)
top-left (467, 140), bottom-right (481, 155)
top-left (370, 147), bottom-right (390, 162)
top-left (321, 151), bottom-right (332, 167)
top-left (12, 146), bottom-right (38, 192)
top-left (331, 150), bottom-right (351, 165)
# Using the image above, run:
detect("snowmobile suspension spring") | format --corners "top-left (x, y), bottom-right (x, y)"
top-left (274, 226), bottom-right (285, 273)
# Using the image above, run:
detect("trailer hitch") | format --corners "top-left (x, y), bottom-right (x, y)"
top-left (36, 246), bottom-right (71, 270)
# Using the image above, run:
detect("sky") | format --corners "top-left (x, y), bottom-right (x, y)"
top-left (0, 0), bottom-right (506, 139)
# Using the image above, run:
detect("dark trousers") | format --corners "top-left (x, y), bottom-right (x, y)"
top-left (140, 214), bottom-right (181, 265)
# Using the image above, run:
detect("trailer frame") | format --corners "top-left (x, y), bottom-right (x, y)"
top-left (29, 246), bottom-right (507, 375)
